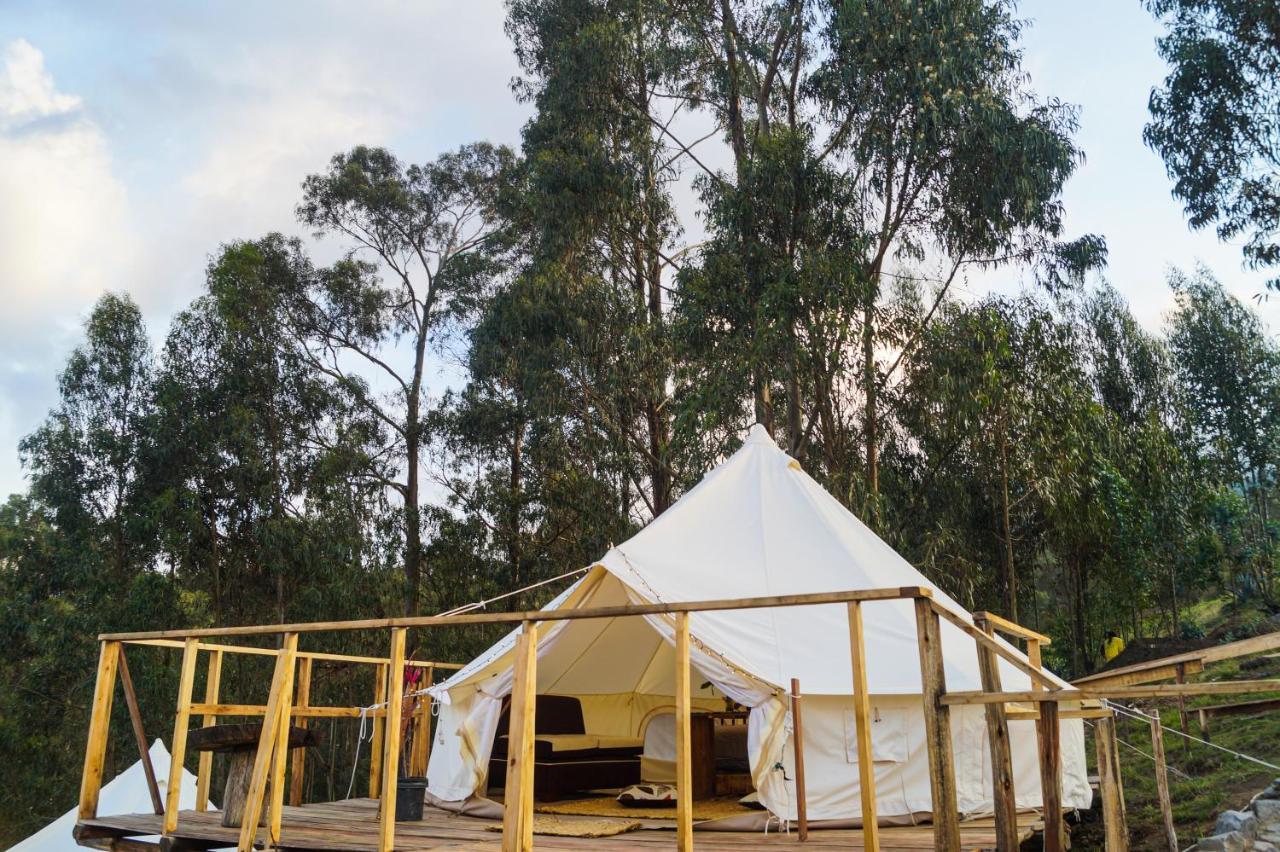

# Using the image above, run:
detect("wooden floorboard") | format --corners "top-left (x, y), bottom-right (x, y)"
top-left (77, 798), bottom-right (1046, 851)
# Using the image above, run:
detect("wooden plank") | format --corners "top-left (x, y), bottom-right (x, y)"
top-left (80, 641), bottom-right (123, 820)
top-left (971, 612), bottom-right (1051, 645)
top-left (195, 650), bottom-right (223, 812)
top-left (931, 604), bottom-right (1059, 691)
top-left (118, 648), bottom-right (163, 815)
top-left (291, 657), bottom-right (314, 806)
top-left (914, 598), bottom-right (960, 852)
top-left (268, 636), bottom-right (301, 844)
top-left (188, 704), bottom-right (382, 719)
top-left (99, 586), bottom-right (935, 641)
top-left (379, 628), bottom-right (407, 852)
top-left (790, 679), bottom-right (808, 842)
top-left (675, 611), bottom-right (693, 852)
top-left (1036, 700), bottom-right (1063, 852)
top-left (1069, 628), bottom-right (1280, 688)
top-left (973, 617), bottom-right (1017, 852)
top-left (847, 601), bottom-right (879, 852)
top-left (1074, 659), bottom-right (1207, 690)
top-left (236, 634), bottom-right (297, 852)
top-left (369, 665), bottom-right (387, 799)
top-left (1007, 708), bottom-right (1112, 721)
top-left (122, 638), bottom-right (457, 669)
top-left (164, 638), bottom-right (201, 834)
top-left (1150, 714), bottom-right (1177, 852)
top-left (945, 678), bottom-right (1280, 704)
top-left (410, 666), bottom-right (434, 777)
top-left (1094, 716), bottom-right (1129, 852)
top-left (516, 626), bottom-right (537, 852)
top-left (500, 626), bottom-right (532, 852)
top-left (1197, 696), bottom-right (1280, 717)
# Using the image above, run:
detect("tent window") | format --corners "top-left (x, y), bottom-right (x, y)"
top-left (843, 707), bottom-right (907, 764)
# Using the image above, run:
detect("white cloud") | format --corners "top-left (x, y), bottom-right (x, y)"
top-left (0, 39), bottom-right (138, 496)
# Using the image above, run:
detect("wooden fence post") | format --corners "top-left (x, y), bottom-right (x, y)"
top-left (1150, 713), bottom-right (1177, 852)
top-left (790, 679), bottom-right (808, 842)
top-left (117, 648), bottom-right (163, 815)
top-left (79, 641), bottom-right (122, 820)
top-left (236, 634), bottom-right (297, 852)
top-left (501, 623), bottom-right (538, 852)
top-left (847, 601), bottom-right (879, 852)
top-left (379, 628), bottom-right (408, 852)
top-left (915, 600), bottom-right (960, 852)
top-left (370, 663), bottom-right (388, 798)
top-left (675, 611), bottom-right (694, 852)
top-left (1094, 715), bottom-right (1129, 852)
top-left (164, 638), bottom-right (201, 834)
top-left (195, 649), bottom-right (223, 812)
top-left (268, 635), bottom-right (301, 844)
top-left (289, 656), bottom-right (313, 807)
top-left (410, 665), bottom-right (435, 777)
top-left (1174, 663), bottom-right (1191, 758)
top-left (973, 616), bottom-right (1018, 852)
top-left (1037, 700), bottom-right (1064, 852)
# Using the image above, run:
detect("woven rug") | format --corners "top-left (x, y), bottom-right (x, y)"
top-left (485, 815), bottom-right (642, 837)
top-left (535, 795), bottom-right (755, 822)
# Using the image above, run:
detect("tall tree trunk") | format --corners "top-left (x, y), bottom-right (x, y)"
top-left (863, 302), bottom-right (879, 498)
top-left (998, 422), bottom-right (1017, 623)
top-left (508, 420), bottom-right (525, 586)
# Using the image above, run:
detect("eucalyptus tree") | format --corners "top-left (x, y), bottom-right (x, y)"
top-left (1145, 0), bottom-right (1280, 291)
top-left (20, 294), bottom-right (155, 583)
top-left (287, 144), bottom-right (514, 616)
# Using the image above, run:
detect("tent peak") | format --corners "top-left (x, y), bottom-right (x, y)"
top-left (745, 422), bottom-right (775, 445)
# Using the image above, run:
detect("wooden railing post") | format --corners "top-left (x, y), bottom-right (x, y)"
top-left (847, 601), bottom-right (879, 851)
top-left (379, 628), bottom-right (408, 852)
top-left (268, 636), bottom-right (301, 844)
top-left (117, 648), bottom-right (163, 815)
top-left (164, 638), bottom-right (201, 834)
top-left (1149, 713), bottom-right (1177, 852)
top-left (370, 663), bottom-right (388, 798)
top-left (1094, 714), bottom-right (1129, 852)
top-left (79, 641), bottom-right (122, 820)
top-left (501, 622), bottom-right (538, 852)
top-left (410, 665), bottom-right (435, 777)
top-left (915, 599), bottom-right (960, 852)
top-left (973, 616), bottom-right (1018, 852)
top-left (1037, 700), bottom-right (1064, 852)
top-left (236, 633), bottom-right (297, 852)
top-left (195, 648), bottom-right (223, 812)
top-left (289, 656), bottom-right (313, 806)
top-left (789, 679), bottom-right (808, 842)
top-left (675, 611), bottom-right (694, 852)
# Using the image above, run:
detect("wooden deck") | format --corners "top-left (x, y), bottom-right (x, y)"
top-left (74, 798), bottom-right (1046, 851)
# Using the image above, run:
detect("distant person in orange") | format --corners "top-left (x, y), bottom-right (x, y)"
top-left (1103, 631), bottom-right (1126, 662)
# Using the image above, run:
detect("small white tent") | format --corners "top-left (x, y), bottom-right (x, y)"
top-left (425, 424), bottom-right (1091, 823)
top-left (8, 740), bottom-right (203, 852)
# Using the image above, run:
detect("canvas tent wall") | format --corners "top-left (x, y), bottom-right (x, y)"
top-left (8, 740), bottom-right (202, 852)
top-left (425, 424), bottom-right (1091, 823)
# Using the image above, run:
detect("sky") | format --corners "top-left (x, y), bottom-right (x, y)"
top-left (0, 0), bottom-right (1275, 500)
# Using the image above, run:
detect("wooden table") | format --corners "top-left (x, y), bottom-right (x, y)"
top-left (187, 722), bottom-right (318, 827)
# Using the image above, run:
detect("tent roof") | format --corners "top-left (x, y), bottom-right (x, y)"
top-left (8, 740), bottom-right (203, 852)
top-left (438, 424), bottom-right (1070, 698)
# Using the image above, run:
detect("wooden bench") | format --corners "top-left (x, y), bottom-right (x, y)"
top-left (188, 722), bottom-right (318, 827)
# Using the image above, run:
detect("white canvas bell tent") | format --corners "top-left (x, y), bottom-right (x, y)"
top-left (425, 424), bottom-right (1091, 824)
top-left (7, 740), bottom-right (203, 852)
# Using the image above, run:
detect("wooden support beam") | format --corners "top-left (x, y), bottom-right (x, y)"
top-left (289, 656), bottom-right (313, 806)
top-left (931, 603), bottom-right (1060, 691)
top-left (379, 628), bottom-right (407, 852)
top-left (501, 623), bottom-right (537, 852)
top-left (187, 703), bottom-right (384, 718)
top-left (410, 666), bottom-right (434, 777)
top-left (790, 679), bottom-right (808, 842)
top-left (914, 598), bottom-right (960, 852)
top-left (195, 650), bottom-right (222, 813)
top-left (369, 664), bottom-right (387, 798)
top-left (101, 586), bottom-right (935, 641)
top-left (1150, 714), bottom-right (1177, 852)
top-left (236, 634), bottom-right (297, 852)
top-left (1094, 716), bottom-right (1129, 852)
top-left (164, 639), bottom-right (200, 834)
top-left (517, 630), bottom-right (537, 852)
top-left (971, 611), bottom-right (1052, 645)
top-left (974, 616), bottom-right (1018, 852)
top-left (122, 638), bottom-right (457, 669)
top-left (847, 601), bottom-right (879, 851)
top-left (267, 637), bottom-right (300, 844)
top-left (117, 648), bottom-right (163, 815)
top-left (1073, 659), bottom-right (1205, 690)
top-left (1036, 700), bottom-right (1064, 852)
top-left (675, 612), bottom-right (694, 852)
top-left (80, 641), bottom-right (122, 820)
top-left (945, 678), bottom-right (1280, 704)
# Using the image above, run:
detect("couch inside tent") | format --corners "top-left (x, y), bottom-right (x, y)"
top-left (425, 424), bottom-right (1092, 824)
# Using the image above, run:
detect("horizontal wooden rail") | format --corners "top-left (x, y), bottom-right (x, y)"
top-left (189, 703), bottom-right (389, 719)
top-left (932, 603), bottom-right (1061, 691)
top-left (99, 586), bottom-right (933, 641)
top-left (1072, 659), bottom-right (1205, 690)
top-left (121, 637), bottom-right (457, 669)
top-left (971, 611), bottom-right (1051, 645)
top-left (944, 679), bottom-right (1280, 705)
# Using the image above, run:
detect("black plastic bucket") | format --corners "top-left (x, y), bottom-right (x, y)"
top-left (395, 776), bottom-right (427, 821)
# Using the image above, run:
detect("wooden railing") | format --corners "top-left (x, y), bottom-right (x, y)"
top-left (78, 586), bottom-right (1165, 852)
